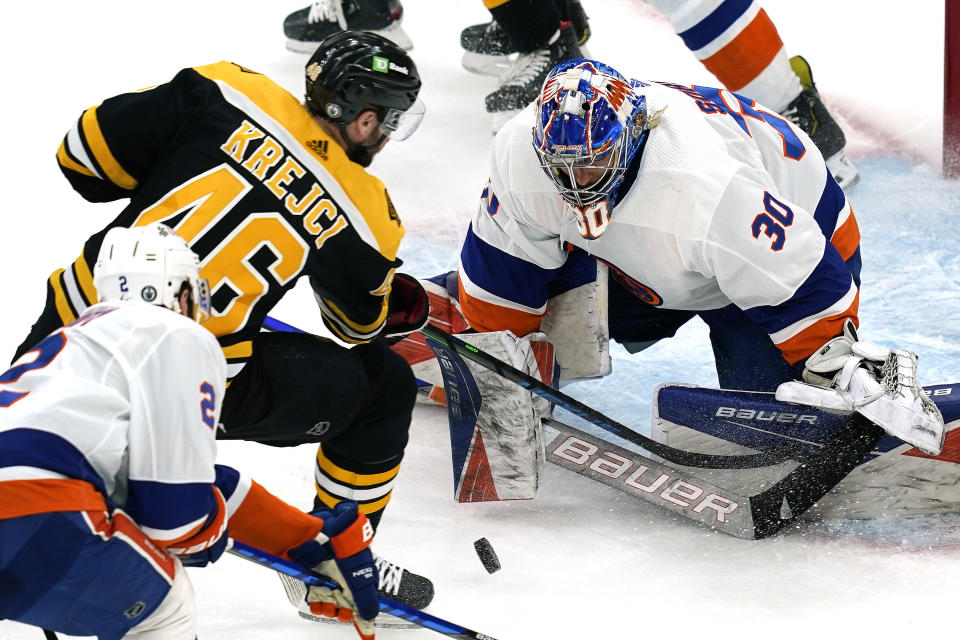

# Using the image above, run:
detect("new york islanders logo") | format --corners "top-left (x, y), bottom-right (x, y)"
top-left (607, 264), bottom-right (663, 306)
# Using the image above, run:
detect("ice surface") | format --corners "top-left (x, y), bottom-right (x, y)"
top-left (2, 1), bottom-right (959, 639)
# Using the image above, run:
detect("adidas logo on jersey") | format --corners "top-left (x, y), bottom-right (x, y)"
top-left (307, 139), bottom-right (329, 160)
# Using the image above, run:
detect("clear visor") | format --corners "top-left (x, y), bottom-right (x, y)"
top-left (380, 97), bottom-right (426, 141)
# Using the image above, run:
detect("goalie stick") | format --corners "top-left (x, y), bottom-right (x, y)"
top-left (419, 324), bottom-right (796, 469)
top-left (228, 541), bottom-right (498, 640)
top-left (421, 325), bottom-right (885, 539)
top-left (263, 315), bottom-right (782, 468)
top-left (259, 316), bottom-right (881, 535)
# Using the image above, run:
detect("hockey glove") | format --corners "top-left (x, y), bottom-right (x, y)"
top-left (177, 530), bottom-right (230, 567)
top-left (381, 273), bottom-right (429, 345)
top-left (287, 501), bottom-right (378, 640)
top-left (167, 486), bottom-right (230, 567)
top-left (776, 320), bottom-right (945, 455)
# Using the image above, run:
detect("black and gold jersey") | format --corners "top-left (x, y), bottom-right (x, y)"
top-left (51, 61), bottom-right (404, 376)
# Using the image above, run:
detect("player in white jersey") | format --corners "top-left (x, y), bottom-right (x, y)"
top-left (0, 225), bottom-right (380, 640)
top-left (452, 58), bottom-right (944, 456)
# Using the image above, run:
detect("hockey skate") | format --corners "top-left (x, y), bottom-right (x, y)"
top-left (278, 553), bottom-right (434, 628)
top-left (485, 21), bottom-right (582, 132)
top-left (460, 0), bottom-right (590, 77)
top-left (284, 0), bottom-right (413, 54)
top-left (780, 55), bottom-right (859, 189)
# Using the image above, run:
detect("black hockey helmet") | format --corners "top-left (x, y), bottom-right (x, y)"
top-left (305, 30), bottom-right (423, 140)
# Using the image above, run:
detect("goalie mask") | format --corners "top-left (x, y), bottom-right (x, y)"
top-left (93, 224), bottom-right (211, 322)
top-left (533, 59), bottom-right (650, 207)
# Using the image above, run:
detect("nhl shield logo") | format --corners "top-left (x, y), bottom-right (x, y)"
top-left (307, 421), bottom-right (330, 437)
top-left (124, 601), bottom-right (147, 619)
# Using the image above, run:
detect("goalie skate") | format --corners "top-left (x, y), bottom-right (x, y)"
top-left (652, 382), bottom-right (960, 519)
top-left (278, 554), bottom-right (434, 629)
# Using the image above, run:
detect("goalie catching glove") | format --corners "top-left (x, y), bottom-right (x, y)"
top-left (776, 320), bottom-right (945, 455)
top-left (287, 501), bottom-right (379, 640)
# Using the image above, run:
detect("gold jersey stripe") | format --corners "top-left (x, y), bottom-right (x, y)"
top-left (49, 269), bottom-right (77, 324)
top-left (322, 296), bottom-right (388, 337)
top-left (191, 62), bottom-right (403, 260)
top-left (81, 107), bottom-right (138, 191)
top-left (56, 140), bottom-right (95, 177)
top-left (72, 255), bottom-right (98, 306)
top-left (221, 341), bottom-right (253, 359)
top-left (314, 484), bottom-right (393, 515)
top-left (322, 318), bottom-right (365, 345)
top-left (316, 447), bottom-right (400, 486)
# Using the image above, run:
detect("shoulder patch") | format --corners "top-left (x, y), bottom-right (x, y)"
top-left (385, 190), bottom-right (400, 224)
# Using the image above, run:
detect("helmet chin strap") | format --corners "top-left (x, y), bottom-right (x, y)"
top-left (338, 123), bottom-right (386, 168)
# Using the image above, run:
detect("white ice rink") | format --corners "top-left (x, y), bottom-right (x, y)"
top-left (2, 1), bottom-right (959, 639)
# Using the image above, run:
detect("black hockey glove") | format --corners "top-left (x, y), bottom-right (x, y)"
top-left (380, 273), bottom-right (429, 345)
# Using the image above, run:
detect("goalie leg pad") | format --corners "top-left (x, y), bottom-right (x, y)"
top-left (430, 330), bottom-right (556, 502)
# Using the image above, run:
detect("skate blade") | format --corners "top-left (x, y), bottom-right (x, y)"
top-left (461, 51), bottom-right (513, 76)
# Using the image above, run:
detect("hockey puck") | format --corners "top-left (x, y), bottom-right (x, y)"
top-left (473, 537), bottom-right (501, 574)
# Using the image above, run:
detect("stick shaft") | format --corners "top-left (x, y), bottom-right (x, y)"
top-left (420, 324), bottom-right (790, 469)
top-left (228, 541), bottom-right (498, 640)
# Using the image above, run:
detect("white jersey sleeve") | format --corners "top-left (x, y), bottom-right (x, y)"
top-left (119, 307), bottom-right (227, 544)
top-left (0, 301), bottom-right (227, 546)
top-left (458, 104), bottom-right (575, 333)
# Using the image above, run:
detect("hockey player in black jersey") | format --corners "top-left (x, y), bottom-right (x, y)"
top-left (13, 31), bottom-right (434, 622)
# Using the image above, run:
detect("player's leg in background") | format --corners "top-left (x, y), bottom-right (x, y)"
top-left (472, 0), bottom-right (587, 130)
top-left (283, 0), bottom-right (413, 53)
top-left (645, 0), bottom-right (858, 188)
top-left (461, 0), bottom-right (591, 74)
top-left (0, 510), bottom-right (193, 639)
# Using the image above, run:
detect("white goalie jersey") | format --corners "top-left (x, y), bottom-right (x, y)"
top-left (0, 301), bottom-right (227, 545)
top-left (458, 81), bottom-right (861, 367)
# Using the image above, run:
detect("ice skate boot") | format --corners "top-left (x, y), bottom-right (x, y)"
top-left (781, 55), bottom-right (859, 189)
top-left (284, 0), bottom-right (413, 53)
top-left (278, 553), bottom-right (434, 628)
top-left (461, 0), bottom-right (590, 77)
top-left (485, 21), bottom-right (581, 132)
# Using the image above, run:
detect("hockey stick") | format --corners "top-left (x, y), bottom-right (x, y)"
top-left (228, 541), bottom-right (498, 640)
top-left (262, 314), bottom-right (792, 468)
top-left (418, 324), bottom-right (794, 469)
top-left (423, 331), bottom-right (884, 539)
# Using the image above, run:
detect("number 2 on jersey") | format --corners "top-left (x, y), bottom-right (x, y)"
top-left (0, 332), bottom-right (67, 407)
